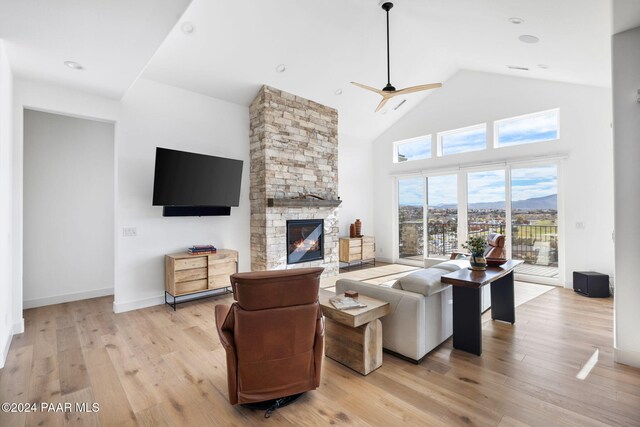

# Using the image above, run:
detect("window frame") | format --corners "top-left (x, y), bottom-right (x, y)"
top-left (493, 108), bottom-right (560, 148)
top-left (393, 134), bottom-right (433, 163)
top-left (437, 123), bottom-right (487, 157)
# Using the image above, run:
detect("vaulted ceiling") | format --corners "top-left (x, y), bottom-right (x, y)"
top-left (142, 0), bottom-right (612, 140)
top-left (1, 0), bottom-right (620, 140)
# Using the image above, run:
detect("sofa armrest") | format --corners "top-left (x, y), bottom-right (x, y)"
top-left (335, 279), bottom-right (427, 360)
top-left (449, 252), bottom-right (469, 260)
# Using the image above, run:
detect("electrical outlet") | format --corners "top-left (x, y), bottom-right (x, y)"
top-left (122, 226), bottom-right (137, 237)
top-left (575, 222), bottom-right (585, 230)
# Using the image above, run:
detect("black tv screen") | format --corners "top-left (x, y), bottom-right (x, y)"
top-left (152, 148), bottom-right (243, 210)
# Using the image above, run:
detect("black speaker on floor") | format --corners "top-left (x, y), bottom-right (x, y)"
top-left (573, 271), bottom-right (609, 298)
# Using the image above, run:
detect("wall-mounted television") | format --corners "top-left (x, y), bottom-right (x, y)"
top-left (152, 147), bottom-right (243, 217)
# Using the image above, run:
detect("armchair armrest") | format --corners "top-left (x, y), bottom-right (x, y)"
top-left (215, 304), bottom-right (238, 404)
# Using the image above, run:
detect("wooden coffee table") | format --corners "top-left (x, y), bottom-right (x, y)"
top-left (441, 259), bottom-right (523, 356)
top-left (319, 290), bottom-right (390, 375)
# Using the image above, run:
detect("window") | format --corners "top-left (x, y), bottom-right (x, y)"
top-left (438, 124), bottom-right (487, 156)
top-left (394, 135), bottom-right (431, 163)
top-left (495, 109), bottom-right (559, 148)
top-left (426, 175), bottom-right (458, 259)
top-left (511, 165), bottom-right (558, 273)
top-left (467, 170), bottom-right (506, 241)
top-left (398, 177), bottom-right (424, 260)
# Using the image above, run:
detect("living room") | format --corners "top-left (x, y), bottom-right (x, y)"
top-left (1, 0), bottom-right (639, 425)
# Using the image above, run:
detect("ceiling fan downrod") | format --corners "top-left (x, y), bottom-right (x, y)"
top-left (382, 2), bottom-right (395, 92)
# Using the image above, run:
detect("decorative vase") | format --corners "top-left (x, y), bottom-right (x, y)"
top-left (354, 219), bottom-right (362, 237)
top-left (349, 224), bottom-right (356, 238)
top-left (469, 252), bottom-right (487, 271)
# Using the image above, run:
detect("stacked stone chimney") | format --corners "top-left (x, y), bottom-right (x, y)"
top-left (249, 86), bottom-right (339, 276)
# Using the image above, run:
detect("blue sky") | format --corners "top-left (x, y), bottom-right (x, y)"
top-left (399, 165), bottom-right (557, 207)
top-left (497, 110), bottom-right (559, 147)
top-left (397, 136), bottom-right (431, 161)
top-left (441, 125), bottom-right (486, 155)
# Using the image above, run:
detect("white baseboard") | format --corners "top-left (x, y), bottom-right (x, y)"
top-left (376, 257), bottom-right (393, 264)
top-left (23, 287), bottom-right (114, 309)
top-left (614, 347), bottom-right (640, 368)
top-left (0, 330), bottom-right (12, 369)
top-left (12, 319), bottom-right (24, 334)
top-left (113, 294), bottom-right (164, 313)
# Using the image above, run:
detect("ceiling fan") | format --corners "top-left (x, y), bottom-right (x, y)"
top-left (352, 2), bottom-right (442, 112)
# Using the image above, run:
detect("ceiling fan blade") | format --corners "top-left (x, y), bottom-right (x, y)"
top-left (351, 81), bottom-right (385, 95)
top-left (375, 97), bottom-right (390, 113)
top-left (395, 83), bottom-right (442, 95)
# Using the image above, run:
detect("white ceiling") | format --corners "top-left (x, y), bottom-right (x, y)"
top-left (142, 0), bottom-right (613, 140)
top-left (0, 0), bottom-right (192, 99)
top-left (0, 0), bottom-right (615, 140)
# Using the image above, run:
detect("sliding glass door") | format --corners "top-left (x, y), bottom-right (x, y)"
top-left (467, 170), bottom-right (507, 241)
top-left (511, 165), bottom-right (558, 279)
top-left (395, 162), bottom-right (561, 283)
top-left (426, 175), bottom-right (458, 259)
top-left (398, 177), bottom-right (424, 261)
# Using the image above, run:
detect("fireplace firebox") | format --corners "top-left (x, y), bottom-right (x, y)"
top-left (286, 219), bottom-right (324, 265)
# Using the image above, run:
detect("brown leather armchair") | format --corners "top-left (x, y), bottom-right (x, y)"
top-left (215, 267), bottom-right (324, 407)
top-left (450, 233), bottom-right (506, 259)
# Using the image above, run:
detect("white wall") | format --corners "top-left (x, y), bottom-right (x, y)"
top-left (338, 134), bottom-right (374, 238)
top-left (12, 78), bottom-right (120, 339)
top-left (114, 78), bottom-right (250, 312)
top-left (0, 40), bottom-right (14, 368)
top-left (372, 70), bottom-right (614, 286)
top-left (23, 110), bottom-right (115, 308)
top-left (612, 26), bottom-right (640, 368)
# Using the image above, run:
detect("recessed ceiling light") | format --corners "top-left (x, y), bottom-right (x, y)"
top-left (275, 64), bottom-right (286, 73)
top-left (181, 22), bottom-right (195, 34)
top-left (64, 61), bottom-right (84, 70)
top-left (519, 35), bottom-right (539, 44)
top-left (507, 65), bottom-right (529, 71)
top-left (538, 64), bottom-right (550, 69)
top-left (334, 89), bottom-right (343, 95)
top-left (508, 17), bottom-right (524, 24)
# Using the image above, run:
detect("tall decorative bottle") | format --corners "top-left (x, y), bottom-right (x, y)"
top-left (355, 219), bottom-right (362, 237)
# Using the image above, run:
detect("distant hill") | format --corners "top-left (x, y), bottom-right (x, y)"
top-left (434, 194), bottom-right (557, 210)
top-left (512, 194), bottom-right (557, 210)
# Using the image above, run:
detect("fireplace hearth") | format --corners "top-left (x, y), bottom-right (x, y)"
top-left (286, 220), bottom-right (324, 265)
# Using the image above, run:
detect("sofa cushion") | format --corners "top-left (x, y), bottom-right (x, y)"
top-left (379, 279), bottom-right (402, 289)
top-left (397, 268), bottom-right (449, 297)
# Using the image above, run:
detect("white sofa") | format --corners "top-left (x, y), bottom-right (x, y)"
top-left (335, 260), bottom-right (469, 363)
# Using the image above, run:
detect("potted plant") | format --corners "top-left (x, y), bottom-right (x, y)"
top-left (462, 236), bottom-right (487, 271)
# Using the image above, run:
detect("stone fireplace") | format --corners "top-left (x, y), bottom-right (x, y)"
top-left (249, 86), bottom-right (339, 276)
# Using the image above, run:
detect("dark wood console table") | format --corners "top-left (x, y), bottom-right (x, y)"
top-left (441, 260), bottom-right (523, 356)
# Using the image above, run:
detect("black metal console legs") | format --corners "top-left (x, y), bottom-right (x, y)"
top-left (452, 271), bottom-right (516, 356)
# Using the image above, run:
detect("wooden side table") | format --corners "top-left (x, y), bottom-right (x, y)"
top-left (319, 290), bottom-right (390, 375)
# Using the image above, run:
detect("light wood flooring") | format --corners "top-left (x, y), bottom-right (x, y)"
top-left (1, 270), bottom-right (639, 426)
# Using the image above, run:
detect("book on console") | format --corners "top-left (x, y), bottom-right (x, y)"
top-left (329, 296), bottom-right (367, 310)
